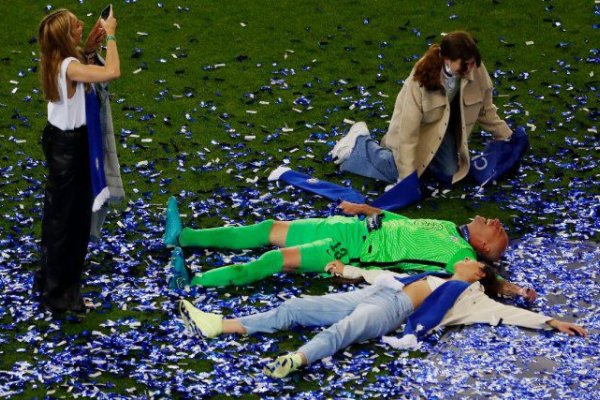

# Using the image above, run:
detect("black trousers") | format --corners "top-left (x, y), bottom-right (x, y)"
top-left (37, 122), bottom-right (92, 312)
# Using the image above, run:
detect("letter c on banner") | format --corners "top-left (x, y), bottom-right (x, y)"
top-left (472, 156), bottom-right (488, 171)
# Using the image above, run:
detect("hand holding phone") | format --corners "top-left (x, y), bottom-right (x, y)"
top-left (101, 4), bottom-right (112, 20)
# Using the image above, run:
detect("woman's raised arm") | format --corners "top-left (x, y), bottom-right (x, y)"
top-left (67, 8), bottom-right (120, 83)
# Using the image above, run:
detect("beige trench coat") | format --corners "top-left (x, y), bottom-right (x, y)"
top-left (381, 62), bottom-right (512, 183)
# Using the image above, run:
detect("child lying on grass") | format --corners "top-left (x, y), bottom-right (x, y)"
top-left (178, 258), bottom-right (586, 378)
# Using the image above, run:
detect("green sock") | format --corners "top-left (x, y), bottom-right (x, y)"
top-left (297, 239), bottom-right (336, 273)
top-left (179, 220), bottom-right (274, 249)
top-left (190, 249), bottom-right (283, 287)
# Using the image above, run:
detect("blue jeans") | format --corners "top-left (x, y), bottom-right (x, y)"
top-left (340, 136), bottom-right (399, 183)
top-left (238, 286), bottom-right (414, 364)
top-left (340, 134), bottom-right (458, 185)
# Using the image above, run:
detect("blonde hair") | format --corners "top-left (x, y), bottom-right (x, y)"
top-left (38, 9), bottom-right (83, 102)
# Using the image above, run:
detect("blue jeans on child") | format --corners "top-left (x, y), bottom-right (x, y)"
top-left (238, 285), bottom-right (414, 364)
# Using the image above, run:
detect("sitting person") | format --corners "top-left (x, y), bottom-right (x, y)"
top-left (330, 31), bottom-right (514, 186)
top-left (164, 197), bottom-right (535, 300)
top-left (178, 258), bottom-right (587, 378)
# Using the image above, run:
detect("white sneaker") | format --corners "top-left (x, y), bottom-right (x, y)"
top-left (330, 122), bottom-right (369, 164)
top-left (263, 353), bottom-right (303, 378)
top-left (179, 300), bottom-right (223, 338)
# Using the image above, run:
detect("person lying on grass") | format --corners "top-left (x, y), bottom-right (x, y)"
top-left (178, 258), bottom-right (586, 378)
top-left (164, 197), bottom-right (535, 300)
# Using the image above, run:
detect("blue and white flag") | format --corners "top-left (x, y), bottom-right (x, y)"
top-left (397, 272), bottom-right (470, 338)
top-left (381, 271), bottom-right (470, 350)
top-left (469, 127), bottom-right (529, 186)
top-left (85, 88), bottom-right (110, 212)
top-left (268, 166), bottom-right (366, 204)
top-left (371, 171), bottom-right (422, 211)
top-left (268, 167), bottom-right (422, 211)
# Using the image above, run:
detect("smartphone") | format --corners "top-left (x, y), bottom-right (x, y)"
top-left (101, 4), bottom-right (112, 20)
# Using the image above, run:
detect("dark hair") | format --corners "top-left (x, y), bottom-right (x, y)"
top-left (440, 31), bottom-right (481, 69)
top-left (478, 262), bottom-right (502, 298)
top-left (413, 31), bottom-right (481, 92)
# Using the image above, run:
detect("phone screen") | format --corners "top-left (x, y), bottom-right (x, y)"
top-left (101, 5), bottom-right (111, 20)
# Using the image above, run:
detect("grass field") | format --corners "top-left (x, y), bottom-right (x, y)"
top-left (0, 0), bottom-right (598, 398)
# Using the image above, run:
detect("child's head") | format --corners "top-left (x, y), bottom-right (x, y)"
top-left (453, 258), bottom-right (501, 297)
top-left (440, 31), bottom-right (482, 75)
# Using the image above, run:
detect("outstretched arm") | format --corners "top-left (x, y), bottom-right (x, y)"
top-left (67, 9), bottom-right (120, 83)
top-left (337, 201), bottom-right (381, 216)
top-left (547, 319), bottom-right (588, 337)
top-left (442, 289), bottom-right (587, 337)
top-left (498, 279), bottom-right (537, 302)
top-left (325, 261), bottom-right (408, 285)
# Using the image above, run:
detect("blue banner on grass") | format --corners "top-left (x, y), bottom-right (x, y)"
top-left (371, 171), bottom-right (422, 211)
top-left (469, 127), bottom-right (529, 185)
top-left (271, 167), bottom-right (367, 204)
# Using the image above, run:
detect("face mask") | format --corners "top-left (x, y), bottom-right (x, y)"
top-left (443, 61), bottom-right (456, 77)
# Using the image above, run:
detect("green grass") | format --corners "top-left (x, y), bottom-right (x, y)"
top-left (0, 0), bottom-right (598, 398)
top-left (3, 0), bottom-right (595, 224)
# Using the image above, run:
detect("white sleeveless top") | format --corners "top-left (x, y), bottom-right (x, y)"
top-left (47, 57), bottom-right (86, 131)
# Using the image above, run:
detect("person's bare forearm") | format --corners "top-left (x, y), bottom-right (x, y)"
top-left (337, 201), bottom-right (382, 216)
top-left (498, 280), bottom-right (521, 296)
top-left (361, 203), bottom-right (382, 215)
top-left (498, 280), bottom-right (537, 301)
top-left (546, 319), bottom-right (588, 337)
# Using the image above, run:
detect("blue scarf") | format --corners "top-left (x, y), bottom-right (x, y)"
top-left (273, 168), bottom-right (420, 211)
top-left (371, 171), bottom-right (422, 210)
top-left (468, 126), bottom-right (529, 185)
top-left (396, 272), bottom-right (470, 338)
top-left (274, 168), bottom-right (367, 204)
top-left (85, 87), bottom-right (109, 212)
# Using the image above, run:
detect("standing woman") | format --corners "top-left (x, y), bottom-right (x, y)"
top-left (331, 31), bottom-right (513, 186)
top-left (36, 7), bottom-right (120, 312)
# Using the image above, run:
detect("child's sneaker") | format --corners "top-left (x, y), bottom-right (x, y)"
top-left (178, 299), bottom-right (223, 338)
top-left (263, 353), bottom-right (304, 378)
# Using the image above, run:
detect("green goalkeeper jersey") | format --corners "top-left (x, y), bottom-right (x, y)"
top-left (355, 211), bottom-right (476, 272)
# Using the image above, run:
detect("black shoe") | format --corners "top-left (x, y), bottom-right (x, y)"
top-left (40, 286), bottom-right (91, 314)
top-left (33, 271), bottom-right (45, 294)
top-left (39, 295), bottom-right (69, 314)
